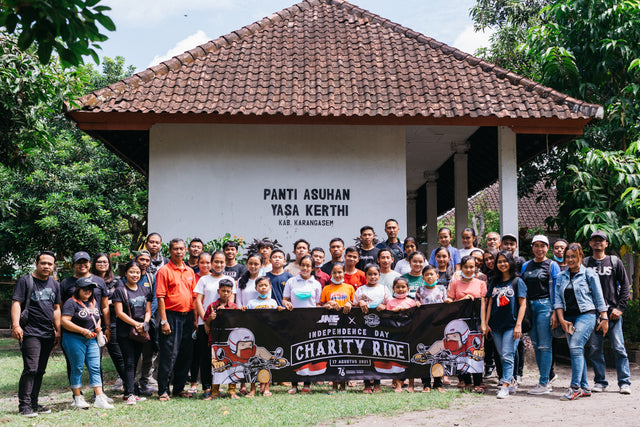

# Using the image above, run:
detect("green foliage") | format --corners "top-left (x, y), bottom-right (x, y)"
top-left (0, 0), bottom-right (115, 66)
top-left (623, 299), bottom-right (640, 343)
top-left (159, 234), bottom-right (248, 261)
top-left (0, 39), bottom-right (146, 276)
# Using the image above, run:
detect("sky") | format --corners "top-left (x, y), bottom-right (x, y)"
top-left (98, 0), bottom-right (493, 72)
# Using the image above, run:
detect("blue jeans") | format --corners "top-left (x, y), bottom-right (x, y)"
top-left (588, 316), bottom-right (631, 387)
top-left (492, 328), bottom-right (519, 385)
top-left (565, 313), bottom-right (596, 390)
top-left (529, 298), bottom-right (553, 385)
top-left (62, 332), bottom-right (102, 389)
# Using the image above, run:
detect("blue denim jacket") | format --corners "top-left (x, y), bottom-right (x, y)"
top-left (554, 265), bottom-right (608, 313)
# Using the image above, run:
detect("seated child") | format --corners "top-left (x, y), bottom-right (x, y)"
top-left (204, 279), bottom-right (238, 400)
top-left (320, 263), bottom-right (354, 392)
top-left (416, 265), bottom-right (447, 393)
top-left (354, 264), bottom-right (390, 393)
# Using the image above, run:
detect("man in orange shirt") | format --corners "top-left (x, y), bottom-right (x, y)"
top-left (155, 239), bottom-right (196, 401)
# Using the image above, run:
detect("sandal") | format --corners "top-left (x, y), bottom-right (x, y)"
top-left (288, 387), bottom-right (297, 394)
top-left (422, 387), bottom-right (431, 393)
top-left (188, 385), bottom-right (198, 395)
top-left (263, 390), bottom-right (272, 397)
top-left (436, 387), bottom-right (446, 393)
top-left (159, 393), bottom-right (170, 402)
top-left (372, 385), bottom-right (381, 393)
top-left (229, 392), bottom-right (240, 400)
top-left (473, 386), bottom-right (485, 394)
top-left (179, 390), bottom-right (195, 398)
top-left (202, 389), bottom-right (213, 401)
top-left (363, 387), bottom-right (372, 394)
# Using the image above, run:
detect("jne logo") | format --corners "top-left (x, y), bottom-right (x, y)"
top-left (317, 314), bottom-right (340, 326)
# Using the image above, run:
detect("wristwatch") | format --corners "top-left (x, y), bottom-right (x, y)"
top-left (160, 320), bottom-right (168, 326)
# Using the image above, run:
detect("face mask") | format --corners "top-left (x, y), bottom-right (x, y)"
top-left (257, 293), bottom-right (268, 299)
top-left (294, 289), bottom-right (313, 299)
top-left (425, 279), bottom-right (438, 288)
top-left (394, 292), bottom-right (407, 299)
top-left (368, 302), bottom-right (379, 309)
top-left (554, 255), bottom-right (564, 263)
top-left (331, 277), bottom-right (343, 285)
top-left (461, 271), bottom-right (475, 280)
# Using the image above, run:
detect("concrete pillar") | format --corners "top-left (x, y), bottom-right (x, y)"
top-left (424, 171), bottom-right (439, 256)
top-left (453, 141), bottom-right (470, 246)
top-left (406, 190), bottom-right (418, 238)
top-left (498, 126), bottom-right (518, 247)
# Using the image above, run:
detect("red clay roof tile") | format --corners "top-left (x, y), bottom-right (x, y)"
top-left (69, 0), bottom-right (602, 120)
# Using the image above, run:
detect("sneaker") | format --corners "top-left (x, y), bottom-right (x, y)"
top-left (548, 372), bottom-right (558, 385)
top-left (20, 407), bottom-right (38, 417)
top-left (508, 381), bottom-right (518, 394)
top-left (620, 384), bottom-right (631, 395)
top-left (93, 394), bottom-right (115, 410)
top-left (592, 383), bottom-right (608, 392)
top-left (484, 366), bottom-right (495, 378)
top-left (138, 385), bottom-right (155, 396)
top-left (126, 394), bottom-right (137, 405)
top-left (560, 387), bottom-right (582, 401)
top-left (580, 388), bottom-right (592, 397)
top-left (72, 395), bottom-right (90, 409)
top-left (496, 386), bottom-right (509, 399)
top-left (112, 377), bottom-right (124, 392)
top-left (528, 383), bottom-right (551, 395)
top-left (33, 405), bottom-right (51, 414)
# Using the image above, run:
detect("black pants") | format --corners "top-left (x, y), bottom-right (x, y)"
top-left (188, 329), bottom-right (200, 384)
top-left (194, 325), bottom-right (212, 389)
top-left (118, 335), bottom-right (144, 396)
top-left (422, 376), bottom-right (443, 388)
top-left (18, 336), bottom-right (54, 412)
top-left (157, 311), bottom-right (193, 396)
top-left (106, 325), bottom-right (127, 382)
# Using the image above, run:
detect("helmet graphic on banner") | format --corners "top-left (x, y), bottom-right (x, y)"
top-left (444, 319), bottom-right (470, 343)
top-left (228, 328), bottom-right (255, 353)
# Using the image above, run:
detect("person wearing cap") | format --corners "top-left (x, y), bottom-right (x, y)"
top-left (11, 251), bottom-right (61, 417)
top-left (61, 277), bottom-right (114, 409)
top-left (521, 235), bottom-right (561, 395)
top-left (585, 231), bottom-right (632, 394)
top-left (60, 252), bottom-right (111, 387)
top-left (155, 238), bottom-right (197, 401)
top-left (135, 249), bottom-right (159, 395)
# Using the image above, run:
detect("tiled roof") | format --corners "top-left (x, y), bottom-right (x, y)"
top-left (441, 181), bottom-right (558, 231)
top-left (69, 0), bottom-right (602, 120)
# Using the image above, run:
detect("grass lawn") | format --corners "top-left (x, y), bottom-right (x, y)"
top-left (0, 338), bottom-right (460, 425)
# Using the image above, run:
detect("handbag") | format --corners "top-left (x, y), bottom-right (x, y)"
top-left (124, 286), bottom-right (150, 343)
top-left (74, 296), bottom-right (107, 347)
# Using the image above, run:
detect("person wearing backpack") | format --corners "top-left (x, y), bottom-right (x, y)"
top-left (585, 231), bottom-right (632, 395)
top-left (11, 251), bottom-right (61, 417)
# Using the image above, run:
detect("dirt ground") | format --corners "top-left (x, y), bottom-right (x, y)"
top-left (337, 356), bottom-right (640, 426)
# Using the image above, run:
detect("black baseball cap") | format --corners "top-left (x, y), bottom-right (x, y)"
top-left (590, 231), bottom-right (608, 241)
top-left (76, 277), bottom-right (97, 289)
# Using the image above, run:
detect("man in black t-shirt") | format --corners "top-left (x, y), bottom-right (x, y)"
top-left (223, 240), bottom-right (247, 280)
top-left (356, 226), bottom-right (380, 270)
top-left (11, 251), bottom-right (61, 417)
top-left (145, 232), bottom-right (169, 276)
top-left (585, 231), bottom-right (632, 394)
top-left (186, 238), bottom-right (203, 273)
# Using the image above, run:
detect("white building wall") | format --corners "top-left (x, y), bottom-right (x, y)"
top-left (148, 124), bottom-right (406, 254)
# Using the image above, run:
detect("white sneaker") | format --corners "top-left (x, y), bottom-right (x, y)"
top-left (620, 384), bottom-right (631, 395)
top-left (126, 394), bottom-right (137, 405)
top-left (508, 381), bottom-right (518, 394)
top-left (497, 386), bottom-right (509, 399)
top-left (528, 383), bottom-right (551, 395)
top-left (592, 383), bottom-right (608, 392)
top-left (93, 394), bottom-right (115, 409)
top-left (72, 395), bottom-right (90, 409)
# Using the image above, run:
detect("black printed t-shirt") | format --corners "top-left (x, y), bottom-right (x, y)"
top-left (60, 275), bottom-right (107, 307)
top-left (224, 264), bottom-right (247, 280)
top-left (12, 274), bottom-right (60, 339)
top-left (62, 297), bottom-right (100, 334)
top-left (357, 247), bottom-right (380, 271)
top-left (112, 285), bottom-right (152, 337)
top-left (104, 277), bottom-right (123, 328)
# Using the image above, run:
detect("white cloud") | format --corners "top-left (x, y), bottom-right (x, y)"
top-left (452, 25), bottom-right (495, 56)
top-left (104, 0), bottom-right (235, 26)
top-left (148, 30), bottom-right (211, 67)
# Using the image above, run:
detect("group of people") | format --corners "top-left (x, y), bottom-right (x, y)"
top-left (11, 218), bottom-right (632, 416)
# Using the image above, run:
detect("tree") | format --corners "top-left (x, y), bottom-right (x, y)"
top-left (472, 0), bottom-right (640, 294)
top-left (0, 0), bottom-right (115, 66)
top-left (0, 41), bottom-right (146, 273)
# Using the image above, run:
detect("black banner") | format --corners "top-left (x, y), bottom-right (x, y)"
top-left (211, 300), bottom-right (484, 383)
